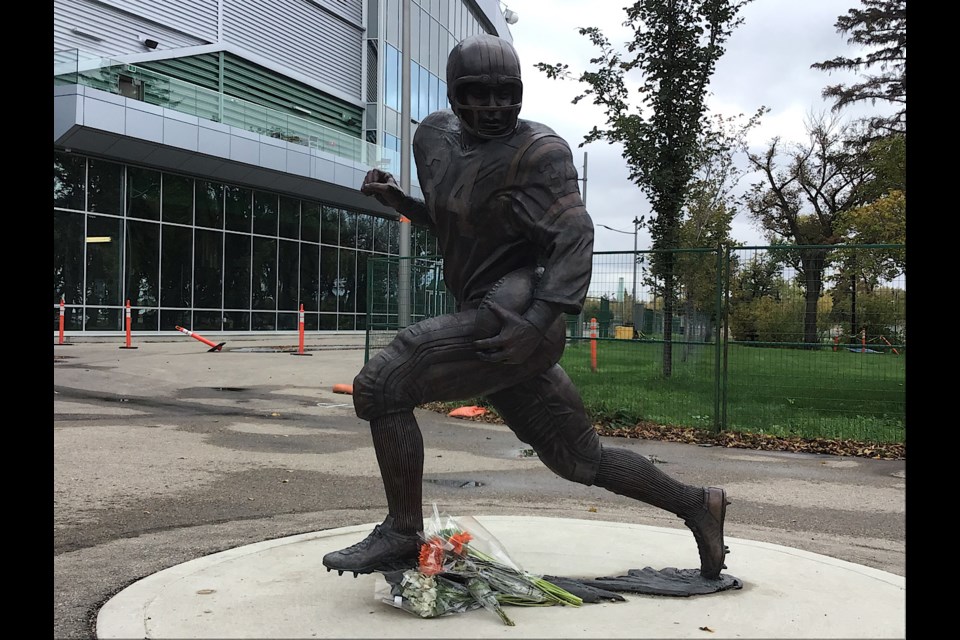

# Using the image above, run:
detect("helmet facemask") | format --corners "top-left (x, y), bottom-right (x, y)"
top-left (446, 34), bottom-right (524, 139)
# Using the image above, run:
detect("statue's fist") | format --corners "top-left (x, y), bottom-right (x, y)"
top-left (361, 169), bottom-right (405, 209)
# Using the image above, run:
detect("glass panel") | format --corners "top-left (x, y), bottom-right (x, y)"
top-left (160, 309), bottom-right (190, 331)
top-left (420, 10), bottom-right (430, 68)
top-left (385, 44), bottom-right (399, 111)
top-left (162, 173), bottom-right (193, 224)
top-left (85, 215), bottom-right (123, 306)
top-left (124, 219), bottom-right (160, 309)
top-left (53, 209), bottom-right (84, 305)
top-left (223, 233), bottom-right (251, 309)
top-left (277, 239), bottom-right (299, 310)
top-left (252, 236), bottom-right (277, 310)
top-left (338, 248), bottom-right (356, 313)
top-left (321, 205), bottom-right (339, 245)
top-left (386, 0), bottom-right (399, 45)
top-left (253, 190), bottom-right (278, 236)
top-left (126, 166), bottom-right (160, 220)
top-left (194, 229), bottom-right (223, 308)
top-left (320, 246), bottom-right (338, 312)
top-left (430, 73), bottom-right (440, 114)
top-left (388, 220), bottom-right (400, 255)
top-left (357, 252), bottom-right (369, 314)
top-left (276, 312), bottom-right (297, 330)
top-left (160, 225), bottom-right (192, 307)
top-left (419, 65), bottom-right (430, 121)
top-left (357, 214), bottom-right (374, 251)
top-left (340, 209), bottom-right (358, 248)
top-left (225, 185), bottom-right (252, 232)
top-left (279, 196), bottom-right (300, 239)
top-left (132, 307), bottom-right (158, 332)
top-left (54, 152), bottom-right (85, 210)
top-left (300, 242), bottom-right (320, 312)
top-left (410, 62), bottom-right (420, 120)
top-left (302, 202), bottom-right (321, 243)
top-left (251, 311), bottom-right (276, 330)
top-left (319, 313), bottom-right (337, 330)
top-left (431, 18), bottom-right (441, 74)
top-left (88, 159), bottom-right (124, 215)
top-left (223, 310), bottom-right (249, 331)
top-left (373, 216), bottom-right (390, 253)
top-left (337, 314), bottom-right (355, 331)
top-left (86, 307), bottom-right (121, 331)
top-left (196, 180), bottom-right (224, 229)
top-left (193, 310), bottom-right (222, 331)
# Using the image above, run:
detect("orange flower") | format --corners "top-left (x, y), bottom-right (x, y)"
top-left (448, 531), bottom-right (473, 556)
top-left (418, 537), bottom-right (446, 576)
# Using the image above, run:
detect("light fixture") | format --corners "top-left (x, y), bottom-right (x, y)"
top-left (86, 236), bottom-right (113, 243)
top-left (138, 35), bottom-right (159, 49)
top-left (71, 27), bottom-right (103, 42)
top-left (291, 105), bottom-right (312, 115)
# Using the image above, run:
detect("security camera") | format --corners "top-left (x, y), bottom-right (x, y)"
top-left (503, 9), bottom-right (519, 24)
top-left (139, 36), bottom-right (159, 49)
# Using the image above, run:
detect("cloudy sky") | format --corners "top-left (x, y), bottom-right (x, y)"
top-left (500, 0), bottom-right (891, 252)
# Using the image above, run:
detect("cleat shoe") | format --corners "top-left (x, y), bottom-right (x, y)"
top-left (683, 487), bottom-right (730, 580)
top-left (322, 516), bottom-right (421, 576)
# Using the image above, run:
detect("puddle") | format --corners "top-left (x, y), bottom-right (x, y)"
top-left (423, 479), bottom-right (484, 488)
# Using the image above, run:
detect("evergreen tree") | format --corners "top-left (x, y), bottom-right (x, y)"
top-left (811, 0), bottom-right (906, 140)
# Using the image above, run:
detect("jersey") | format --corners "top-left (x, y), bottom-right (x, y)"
top-left (408, 110), bottom-right (594, 314)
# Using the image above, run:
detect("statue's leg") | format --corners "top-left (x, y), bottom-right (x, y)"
top-left (324, 310), bottom-right (556, 576)
top-left (487, 364), bottom-right (730, 579)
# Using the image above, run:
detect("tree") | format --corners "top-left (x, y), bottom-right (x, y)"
top-left (536, 0), bottom-right (753, 377)
top-left (673, 110), bottom-right (766, 350)
top-left (743, 114), bottom-right (873, 345)
top-left (810, 0), bottom-right (906, 141)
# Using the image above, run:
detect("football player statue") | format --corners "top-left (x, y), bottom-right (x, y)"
top-left (322, 33), bottom-right (730, 582)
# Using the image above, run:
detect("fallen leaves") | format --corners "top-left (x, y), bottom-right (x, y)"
top-left (421, 403), bottom-right (905, 460)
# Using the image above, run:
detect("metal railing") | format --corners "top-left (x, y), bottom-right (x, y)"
top-left (53, 49), bottom-right (399, 174)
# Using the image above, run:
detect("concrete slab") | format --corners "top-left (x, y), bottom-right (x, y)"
top-left (97, 516), bottom-right (905, 639)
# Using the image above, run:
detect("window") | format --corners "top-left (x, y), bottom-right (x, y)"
top-left (118, 74), bottom-right (143, 101)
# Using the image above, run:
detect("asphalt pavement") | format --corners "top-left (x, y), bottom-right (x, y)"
top-left (53, 332), bottom-right (906, 639)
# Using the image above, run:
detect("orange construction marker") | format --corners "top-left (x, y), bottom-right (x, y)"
top-left (332, 384), bottom-right (353, 395)
top-left (175, 326), bottom-right (225, 352)
top-left (590, 317), bottom-right (598, 372)
top-left (119, 300), bottom-right (138, 349)
top-left (292, 303), bottom-right (311, 356)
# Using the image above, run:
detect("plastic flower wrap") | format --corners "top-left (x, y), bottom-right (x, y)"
top-left (377, 505), bottom-right (582, 625)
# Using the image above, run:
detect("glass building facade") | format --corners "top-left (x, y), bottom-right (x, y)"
top-left (53, 151), bottom-right (443, 333)
top-left (53, 0), bottom-right (512, 335)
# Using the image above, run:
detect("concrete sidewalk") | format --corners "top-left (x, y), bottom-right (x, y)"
top-left (54, 335), bottom-right (906, 639)
top-left (96, 516), bottom-right (905, 639)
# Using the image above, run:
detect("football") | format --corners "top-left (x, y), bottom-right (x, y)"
top-left (474, 266), bottom-right (566, 365)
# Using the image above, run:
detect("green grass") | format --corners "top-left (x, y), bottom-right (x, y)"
top-left (559, 339), bottom-right (905, 444)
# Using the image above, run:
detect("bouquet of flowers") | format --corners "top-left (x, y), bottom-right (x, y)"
top-left (378, 506), bottom-right (582, 625)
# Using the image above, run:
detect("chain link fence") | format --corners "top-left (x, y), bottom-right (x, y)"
top-left (365, 244), bottom-right (905, 443)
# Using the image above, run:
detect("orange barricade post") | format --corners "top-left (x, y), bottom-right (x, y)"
top-left (292, 303), bottom-right (311, 356)
top-left (175, 325), bottom-right (225, 352)
top-left (879, 335), bottom-right (900, 355)
top-left (119, 300), bottom-right (138, 349)
top-left (833, 335), bottom-right (839, 352)
top-left (57, 297), bottom-right (67, 345)
top-left (590, 317), bottom-right (598, 373)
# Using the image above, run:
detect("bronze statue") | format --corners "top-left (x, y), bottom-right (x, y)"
top-left (322, 33), bottom-right (730, 582)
